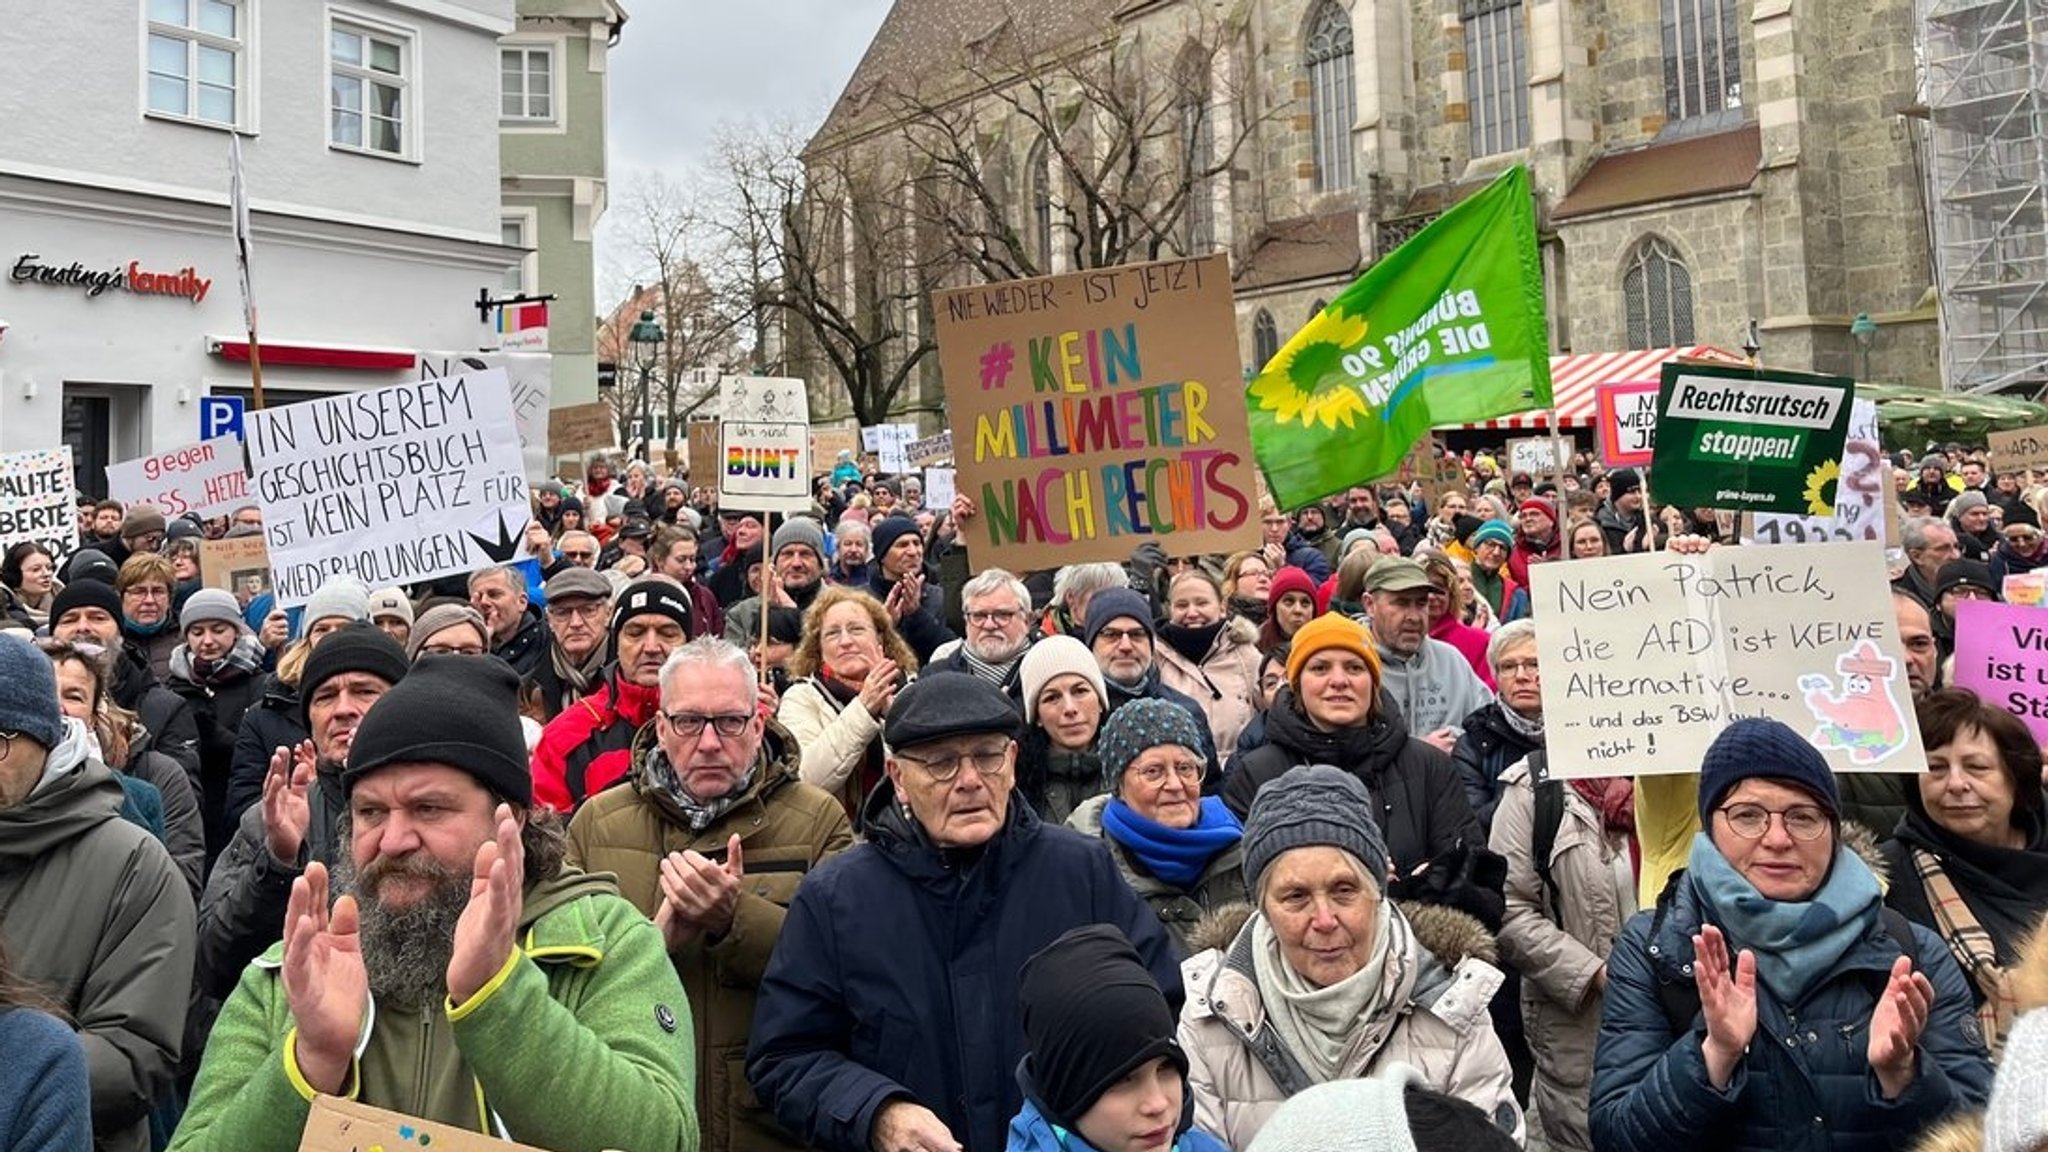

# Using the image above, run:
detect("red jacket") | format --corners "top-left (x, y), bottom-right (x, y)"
top-left (529, 670), bottom-right (663, 814)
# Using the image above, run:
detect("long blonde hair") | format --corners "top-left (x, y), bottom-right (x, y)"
top-left (786, 586), bottom-right (918, 682)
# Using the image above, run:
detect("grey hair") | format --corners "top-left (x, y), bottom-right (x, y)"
top-left (834, 519), bottom-right (871, 544)
top-left (961, 568), bottom-right (1031, 612)
top-left (1901, 516), bottom-right (1953, 552)
top-left (1487, 619), bottom-right (1538, 669)
top-left (468, 564), bottom-right (526, 601)
top-left (658, 635), bottom-right (757, 700)
top-left (1053, 562), bottom-right (1126, 610)
top-left (558, 530), bottom-right (599, 553)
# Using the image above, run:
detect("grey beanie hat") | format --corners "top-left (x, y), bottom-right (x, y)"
top-left (303, 576), bottom-right (371, 628)
top-left (406, 603), bottom-right (488, 660)
top-left (771, 515), bottom-right (826, 561)
top-left (1245, 1065), bottom-right (1424, 1152)
top-left (1242, 764), bottom-right (1390, 893)
top-left (1986, 1008), bottom-right (2048, 1152)
top-left (180, 588), bottom-right (249, 634)
top-left (1949, 489), bottom-right (1989, 514)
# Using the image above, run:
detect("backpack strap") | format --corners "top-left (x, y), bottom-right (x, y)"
top-left (1527, 752), bottom-right (1566, 929)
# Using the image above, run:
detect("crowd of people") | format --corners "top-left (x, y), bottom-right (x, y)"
top-left (1, 441), bottom-right (2046, 1152)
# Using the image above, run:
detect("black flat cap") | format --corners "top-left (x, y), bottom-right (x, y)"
top-left (884, 671), bottom-right (1021, 750)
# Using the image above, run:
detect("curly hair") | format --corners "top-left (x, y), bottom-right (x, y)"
top-left (785, 585), bottom-right (918, 682)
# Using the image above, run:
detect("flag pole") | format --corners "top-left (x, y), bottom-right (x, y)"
top-left (228, 135), bottom-right (265, 411)
top-left (760, 508), bottom-right (775, 685)
top-left (1539, 406), bottom-right (1567, 499)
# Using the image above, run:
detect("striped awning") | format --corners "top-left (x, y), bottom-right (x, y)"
top-left (1458, 345), bottom-right (1747, 430)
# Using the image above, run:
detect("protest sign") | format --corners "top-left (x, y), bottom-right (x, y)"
top-left (245, 371), bottom-right (530, 608)
top-left (104, 437), bottom-right (249, 520)
top-left (1532, 540), bottom-right (1924, 779)
top-left (416, 351), bottom-right (553, 481)
top-left (199, 535), bottom-right (272, 608)
top-left (933, 253), bottom-right (1259, 571)
top-left (1596, 382), bottom-right (1659, 467)
top-left (547, 402), bottom-right (613, 455)
top-left (874, 423), bottom-right (919, 473)
top-left (860, 426), bottom-right (880, 452)
top-left (687, 420), bottom-right (721, 490)
top-left (1648, 362), bottom-right (1855, 514)
top-left (1386, 439), bottom-right (1465, 505)
top-left (2005, 572), bottom-right (2047, 607)
top-left (0, 447), bottom-right (78, 559)
top-left (906, 430), bottom-right (953, 466)
top-left (721, 375), bottom-right (807, 424)
top-left (924, 466), bottom-right (957, 511)
top-left (300, 1096), bottom-right (544, 1152)
top-left (718, 409), bottom-right (810, 515)
top-left (811, 427), bottom-right (860, 468)
top-left (1744, 398), bottom-right (1896, 547)
top-left (1989, 425), bottom-right (2048, 475)
top-left (1506, 436), bottom-right (1571, 479)
top-left (1952, 598), bottom-right (2048, 743)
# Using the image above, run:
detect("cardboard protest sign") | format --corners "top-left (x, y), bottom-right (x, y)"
top-left (1532, 541), bottom-right (1924, 779)
top-left (1989, 425), bottom-right (2048, 475)
top-left (687, 420), bottom-right (720, 490)
top-left (924, 466), bottom-right (957, 511)
top-left (417, 351), bottom-right (553, 482)
top-left (0, 447), bottom-right (78, 559)
top-left (1952, 599), bottom-right (2048, 743)
top-left (1649, 362), bottom-right (1855, 513)
top-left (1506, 436), bottom-right (1570, 479)
top-left (299, 1095), bottom-right (546, 1152)
top-left (1596, 383), bottom-right (1659, 467)
top-left (933, 253), bottom-right (1258, 571)
top-left (104, 437), bottom-right (250, 520)
top-left (907, 430), bottom-right (953, 466)
top-left (1744, 399), bottom-right (1895, 547)
top-left (245, 371), bottom-right (530, 608)
top-left (200, 535), bottom-right (272, 608)
top-left (546, 402), bottom-right (613, 455)
top-left (810, 427), bottom-right (860, 468)
top-left (2005, 572), bottom-right (2047, 607)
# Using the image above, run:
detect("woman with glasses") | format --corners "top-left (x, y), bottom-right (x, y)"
top-left (778, 586), bottom-right (920, 825)
top-left (1155, 571), bottom-right (1262, 759)
top-left (1988, 519), bottom-right (2048, 588)
top-left (1221, 551), bottom-right (1273, 626)
top-left (1592, 718), bottom-right (1993, 1152)
top-left (1067, 699), bottom-right (1245, 958)
top-left (117, 553), bottom-right (182, 684)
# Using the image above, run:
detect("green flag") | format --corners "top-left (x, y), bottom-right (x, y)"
top-left (1248, 165), bottom-right (1553, 508)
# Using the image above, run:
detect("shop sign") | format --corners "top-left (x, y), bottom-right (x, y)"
top-left (10, 252), bottom-right (212, 303)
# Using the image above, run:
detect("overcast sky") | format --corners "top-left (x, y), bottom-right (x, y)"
top-left (595, 2), bottom-right (892, 289)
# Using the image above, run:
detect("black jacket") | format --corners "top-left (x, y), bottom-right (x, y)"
top-left (112, 648), bottom-right (202, 788)
top-left (223, 673), bottom-right (305, 831)
top-left (1451, 702), bottom-right (1545, 834)
top-left (167, 659), bottom-right (268, 863)
top-left (194, 764), bottom-right (347, 1001)
top-left (864, 566), bottom-right (956, 665)
top-left (491, 605), bottom-right (549, 678)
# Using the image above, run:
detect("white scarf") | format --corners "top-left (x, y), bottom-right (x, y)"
top-left (1252, 899), bottom-right (1405, 1083)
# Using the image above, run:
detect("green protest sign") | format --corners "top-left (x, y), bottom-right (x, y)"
top-left (1648, 362), bottom-right (1855, 514)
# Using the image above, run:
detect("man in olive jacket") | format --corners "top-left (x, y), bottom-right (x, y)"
top-left (570, 636), bottom-right (852, 1152)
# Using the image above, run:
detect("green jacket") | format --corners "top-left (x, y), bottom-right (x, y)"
top-left (169, 868), bottom-right (699, 1152)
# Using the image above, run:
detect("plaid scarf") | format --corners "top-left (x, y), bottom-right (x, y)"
top-left (1913, 846), bottom-right (2018, 1055)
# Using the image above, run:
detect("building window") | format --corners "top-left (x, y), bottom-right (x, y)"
top-left (147, 0), bottom-right (243, 126)
top-left (501, 216), bottom-right (531, 295)
top-left (1623, 237), bottom-right (1696, 349)
top-left (1028, 140), bottom-right (1053, 271)
top-left (501, 45), bottom-right (554, 124)
top-left (1464, 0), bottom-right (1529, 156)
top-left (1305, 1), bottom-right (1356, 193)
top-left (1663, 0), bottom-right (1742, 124)
top-left (1253, 309), bottom-right (1280, 371)
top-left (330, 20), bottom-right (411, 156)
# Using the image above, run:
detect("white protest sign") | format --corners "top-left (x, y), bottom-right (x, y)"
top-left (1532, 540), bottom-right (1924, 779)
top-left (416, 351), bottom-right (553, 482)
top-left (1506, 435), bottom-right (1570, 478)
top-left (720, 375), bottom-right (808, 423)
top-left (718, 419), bottom-right (812, 514)
top-left (105, 437), bottom-right (250, 520)
top-left (924, 466), bottom-right (957, 511)
top-left (0, 447), bottom-right (78, 559)
top-left (1745, 399), bottom-right (1892, 547)
top-left (876, 423), bottom-right (919, 473)
top-left (860, 426), bottom-right (881, 452)
top-left (246, 371), bottom-right (531, 608)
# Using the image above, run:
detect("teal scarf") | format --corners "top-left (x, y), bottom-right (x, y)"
top-left (1686, 832), bottom-right (1881, 1006)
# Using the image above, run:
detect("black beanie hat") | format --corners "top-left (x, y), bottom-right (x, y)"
top-left (50, 579), bottom-right (123, 628)
top-left (299, 622), bottom-right (409, 729)
top-left (609, 579), bottom-right (695, 651)
top-left (343, 653), bottom-right (531, 806)
top-left (1019, 925), bottom-right (1187, 1129)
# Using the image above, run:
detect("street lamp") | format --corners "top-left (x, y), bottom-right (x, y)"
top-left (628, 309), bottom-right (664, 460)
top-left (1850, 312), bottom-right (1879, 381)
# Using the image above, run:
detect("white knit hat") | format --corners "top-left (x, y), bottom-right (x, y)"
top-left (1246, 1065), bottom-right (1423, 1152)
top-left (1987, 1009), bottom-right (2048, 1152)
top-left (1018, 634), bottom-right (1107, 725)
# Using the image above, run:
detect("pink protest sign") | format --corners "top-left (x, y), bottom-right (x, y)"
top-left (1951, 598), bottom-right (2048, 742)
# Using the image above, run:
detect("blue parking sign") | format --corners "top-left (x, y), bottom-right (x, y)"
top-left (200, 395), bottom-right (245, 442)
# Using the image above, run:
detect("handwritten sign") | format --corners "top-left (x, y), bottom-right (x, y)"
top-left (104, 437), bottom-right (249, 520)
top-left (1532, 541), bottom-right (1924, 779)
top-left (1989, 425), bottom-right (2048, 474)
top-left (1952, 599), bottom-right (2048, 743)
top-left (872, 424), bottom-right (919, 473)
top-left (416, 351), bottom-right (553, 482)
top-left (1745, 399), bottom-right (1895, 547)
top-left (2005, 572), bottom-right (2047, 607)
top-left (1596, 383), bottom-right (1659, 467)
top-left (933, 253), bottom-right (1257, 571)
top-left (719, 414), bottom-right (810, 515)
top-left (199, 535), bottom-right (272, 608)
top-left (547, 402), bottom-right (613, 455)
top-left (1506, 435), bottom-right (1571, 478)
top-left (246, 371), bottom-right (530, 608)
top-left (906, 430), bottom-right (953, 466)
top-left (924, 466), bottom-right (957, 511)
top-left (0, 447), bottom-right (78, 560)
top-left (811, 427), bottom-right (860, 467)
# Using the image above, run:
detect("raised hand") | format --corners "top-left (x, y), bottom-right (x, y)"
top-left (446, 805), bottom-right (524, 1006)
top-left (858, 662), bottom-right (901, 718)
top-left (1694, 924), bottom-right (1757, 1090)
top-left (657, 833), bottom-right (744, 940)
top-left (1868, 955), bottom-right (1934, 1099)
top-left (282, 862), bottom-right (366, 1094)
top-left (262, 741), bottom-right (317, 863)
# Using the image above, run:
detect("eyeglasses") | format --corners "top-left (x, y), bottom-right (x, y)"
top-left (2007, 531), bottom-right (2041, 543)
top-left (560, 549), bottom-right (597, 561)
top-left (1128, 760), bottom-right (1203, 787)
top-left (124, 586), bottom-right (169, 600)
top-left (419, 643), bottom-right (486, 657)
top-left (966, 609), bottom-right (1023, 626)
top-left (1947, 586), bottom-right (1995, 600)
top-left (1717, 802), bottom-right (1832, 842)
top-left (896, 744), bottom-right (1011, 782)
top-left (1258, 674), bottom-right (1284, 693)
top-left (547, 601), bottom-right (608, 620)
top-left (1495, 658), bottom-right (1540, 677)
top-left (1095, 625), bottom-right (1150, 647)
top-left (663, 712), bottom-right (752, 739)
top-left (821, 624), bottom-right (876, 644)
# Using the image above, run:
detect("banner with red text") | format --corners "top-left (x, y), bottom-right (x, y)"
top-left (105, 437), bottom-right (250, 520)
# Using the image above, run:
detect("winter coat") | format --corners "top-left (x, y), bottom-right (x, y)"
top-left (169, 869), bottom-right (699, 1152)
top-left (1590, 865), bottom-right (1995, 1152)
top-left (530, 667), bottom-right (664, 814)
top-left (1374, 638), bottom-right (1495, 741)
top-left (1451, 701), bottom-right (1544, 833)
top-left (1487, 759), bottom-right (1635, 1152)
top-left (1429, 614), bottom-right (1497, 691)
top-left (1988, 539), bottom-right (2048, 587)
top-left (111, 651), bottom-right (202, 787)
top-left (1177, 902), bottom-right (1522, 1149)
top-left (1154, 618), bottom-right (1263, 760)
top-left (1276, 531), bottom-right (1332, 584)
top-left (1508, 531), bottom-right (1560, 589)
top-left (1596, 501), bottom-right (1643, 556)
top-left (0, 1007), bottom-right (92, 1152)
top-left (490, 604), bottom-right (549, 678)
top-left (194, 764), bottom-right (347, 1002)
top-left (1005, 1096), bottom-right (1229, 1152)
top-left (1067, 794), bottom-right (1249, 959)
top-left (746, 785), bottom-right (1183, 1152)
top-left (1224, 689), bottom-right (1484, 877)
top-left (1879, 805), bottom-right (2048, 1022)
top-left (124, 743), bottom-right (206, 904)
top-left (165, 642), bottom-right (268, 863)
top-left (1014, 730), bottom-right (1106, 827)
top-left (1105, 668), bottom-right (1221, 781)
top-left (776, 675), bottom-right (895, 822)
top-left (222, 673), bottom-right (304, 830)
top-left (683, 579), bottom-right (726, 642)
top-left (568, 720), bottom-right (852, 1152)
top-left (865, 568), bottom-right (956, 665)
top-left (0, 729), bottom-right (195, 1152)
top-left (124, 625), bottom-right (180, 686)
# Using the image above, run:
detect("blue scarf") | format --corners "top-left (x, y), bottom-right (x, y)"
top-left (1685, 832), bottom-right (1882, 1006)
top-left (1101, 796), bottom-right (1242, 889)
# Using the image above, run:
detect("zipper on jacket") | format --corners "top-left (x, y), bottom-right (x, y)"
top-left (414, 1007), bottom-right (433, 1112)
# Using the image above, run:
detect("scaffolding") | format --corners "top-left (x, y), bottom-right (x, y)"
top-left (1920, 0), bottom-right (2048, 394)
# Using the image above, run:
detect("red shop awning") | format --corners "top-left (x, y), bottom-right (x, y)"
top-left (1459, 345), bottom-right (1747, 430)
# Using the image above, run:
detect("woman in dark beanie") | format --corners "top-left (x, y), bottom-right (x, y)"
top-left (1009, 925), bottom-right (1229, 1152)
top-left (1880, 688), bottom-right (2048, 1057)
top-left (1593, 717), bottom-right (1993, 1152)
top-left (1068, 699), bottom-right (1246, 957)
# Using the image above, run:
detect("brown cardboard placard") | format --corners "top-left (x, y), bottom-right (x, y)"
top-left (809, 427), bottom-right (860, 467)
top-left (687, 419), bottom-right (721, 491)
top-left (932, 254), bottom-right (1259, 571)
top-left (546, 402), bottom-right (614, 455)
top-left (200, 536), bottom-right (272, 609)
top-left (298, 1095), bottom-right (546, 1152)
top-left (1989, 425), bottom-right (2048, 474)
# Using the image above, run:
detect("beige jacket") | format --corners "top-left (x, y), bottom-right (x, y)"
top-left (1154, 617), bottom-right (1262, 758)
top-left (775, 676), bottom-right (891, 809)
top-left (1177, 902), bottom-right (1523, 1149)
top-left (1488, 759), bottom-right (1636, 1152)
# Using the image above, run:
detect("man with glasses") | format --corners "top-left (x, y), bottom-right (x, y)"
top-left (556, 530), bottom-right (602, 569)
top-left (1894, 516), bottom-right (1962, 610)
top-left (1362, 558), bottom-right (1491, 751)
top-left (568, 636), bottom-right (850, 1152)
top-left (533, 579), bottom-right (693, 814)
top-left (1931, 558), bottom-right (2000, 663)
top-left (928, 568), bottom-right (1036, 696)
top-left (1081, 588), bottom-right (1219, 777)
top-left (528, 568), bottom-right (614, 721)
top-left (119, 502), bottom-right (168, 564)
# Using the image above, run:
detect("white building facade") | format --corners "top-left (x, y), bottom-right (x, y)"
top-left (0, 0), bottom-right (520, 488)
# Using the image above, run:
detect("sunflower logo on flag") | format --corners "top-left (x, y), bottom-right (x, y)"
top-left (1248, 309), bottom-right (1374, 430)
top-left (1803, 458), bottom-right (1840, 516)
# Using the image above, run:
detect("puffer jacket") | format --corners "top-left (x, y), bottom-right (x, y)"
top-left (222, 672), bottom-right (303, 830)
top-left (1177, 901), bottom-right (1522, 1149)
top-left (122, 739), bottom-right (205, 904)
top-left (530, 667), bottom-right (663, 814)
top-left (165, 637), bottom-right (268, 862)
top-left (1154, 617), bottom-right (1263, 759)
top-left (568, 721), bottom-right (852, 1152)
top-left (194, 762), bottom-right (347, 1002)
top-left (1487, 759), bottom-right (1635, 1152)
top-left (1067, 794), bottom-right (1248, 959)
top-left (1590, 862), bottom-right (1995, 1152)
top-left (0, 723), bottom-right (195, 1152)
top-left (1451, 702), bottom-right (1544, 833)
